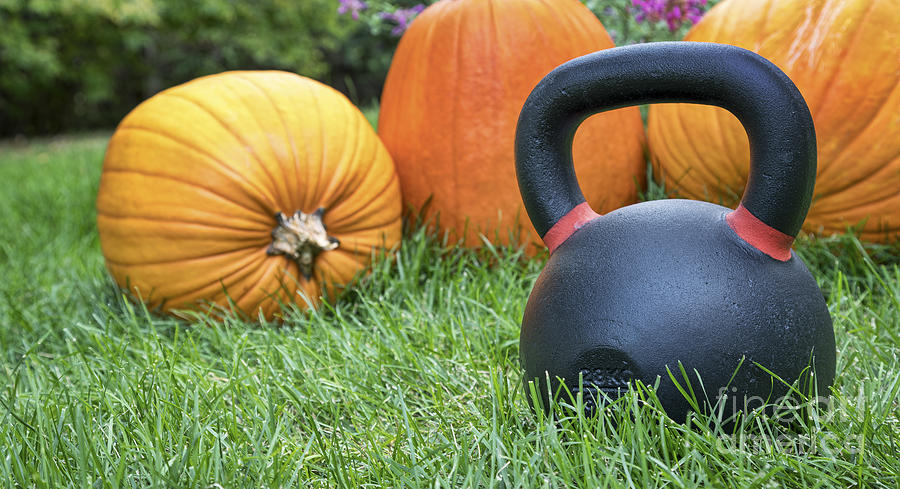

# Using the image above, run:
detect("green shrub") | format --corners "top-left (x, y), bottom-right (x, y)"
top-left (0, 0), bottom-right (722, 137)
top-left (0, 0), bottom-right (361, 136)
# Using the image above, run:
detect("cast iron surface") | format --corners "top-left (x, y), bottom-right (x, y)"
top-left (515, 42), bottom-right (835, 422)
top-left (515, 42), bottom-right (816, 237)
top-left (520, 200), bottom-right (835, 421)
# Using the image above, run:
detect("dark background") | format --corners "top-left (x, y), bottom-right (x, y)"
top-left (0, 0), bottom-right (423, 137)
top-left (0, 0), bottom-right (710, 138)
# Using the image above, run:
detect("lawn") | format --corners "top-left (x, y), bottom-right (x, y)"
top-left (1, 133), bottom-right (899, 488)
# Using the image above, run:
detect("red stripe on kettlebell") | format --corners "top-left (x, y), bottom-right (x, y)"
top-left (543, 202), bottom-right (601, 254)
top-left (726, 203), bottom-right (794, 261)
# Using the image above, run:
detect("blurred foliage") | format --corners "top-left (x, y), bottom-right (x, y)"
top-left (323, 0), bottom-right (426, 106)
top-left (585, 0), bottom-right (723, 44)
top-left (0, 0), bottom-right (380, 136)
top-left (0, 0), bottom-right (722, 137)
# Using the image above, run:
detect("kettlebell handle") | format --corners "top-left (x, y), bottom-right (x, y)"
top-left (515, 42), bottom-right (816, 257)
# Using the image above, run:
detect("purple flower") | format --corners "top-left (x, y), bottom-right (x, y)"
top-left (338, 0), bottom-right (368, 20)
top-left (379, 4), bottom-right (425, 36)
top-left (632, 0), bottom-right (707, 32)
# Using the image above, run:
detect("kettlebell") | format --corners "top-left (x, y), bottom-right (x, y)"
top-left (515, 42), bottom-right (835, 423)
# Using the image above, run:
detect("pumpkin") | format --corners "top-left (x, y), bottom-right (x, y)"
top-left (378, 0), bottom-right (646, 250)
top-left (97, 71), bottom-right (402, 320)
top-left (648, 0), bottom-right (900, 241)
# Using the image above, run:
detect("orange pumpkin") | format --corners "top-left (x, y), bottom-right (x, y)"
top-left (97, 71), bottom-right (402, 320)
top-left (378, 0), bottom-right (646, 250)
top-left (648, 0), bottom-right (900, 241)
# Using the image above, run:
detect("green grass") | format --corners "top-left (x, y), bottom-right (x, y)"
top-left (1, 134), bottom-right (899, 488)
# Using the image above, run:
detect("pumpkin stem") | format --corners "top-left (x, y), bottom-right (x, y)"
top-left (267, 208), bottom-right (339, 279)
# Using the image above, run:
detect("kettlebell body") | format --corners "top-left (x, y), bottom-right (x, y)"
top-left (521, 199), bottom-right (834, 421)
top-left (516, 43), bottom-right (836, 422)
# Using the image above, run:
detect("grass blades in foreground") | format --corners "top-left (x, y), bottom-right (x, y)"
top-left (0, 135), bottom-right (898, 487)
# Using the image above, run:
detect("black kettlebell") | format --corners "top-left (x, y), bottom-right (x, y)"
top-left (515, 42), bottom-right (835, 423)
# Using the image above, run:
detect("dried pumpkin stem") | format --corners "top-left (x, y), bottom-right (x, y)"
top-left (267, 208), bottom-right (339, 279)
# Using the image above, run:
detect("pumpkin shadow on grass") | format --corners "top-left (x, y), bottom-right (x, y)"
top-left (315, 202), bottom-right (534, 302)
top-left (91, 274), bottom-right (188, 339)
